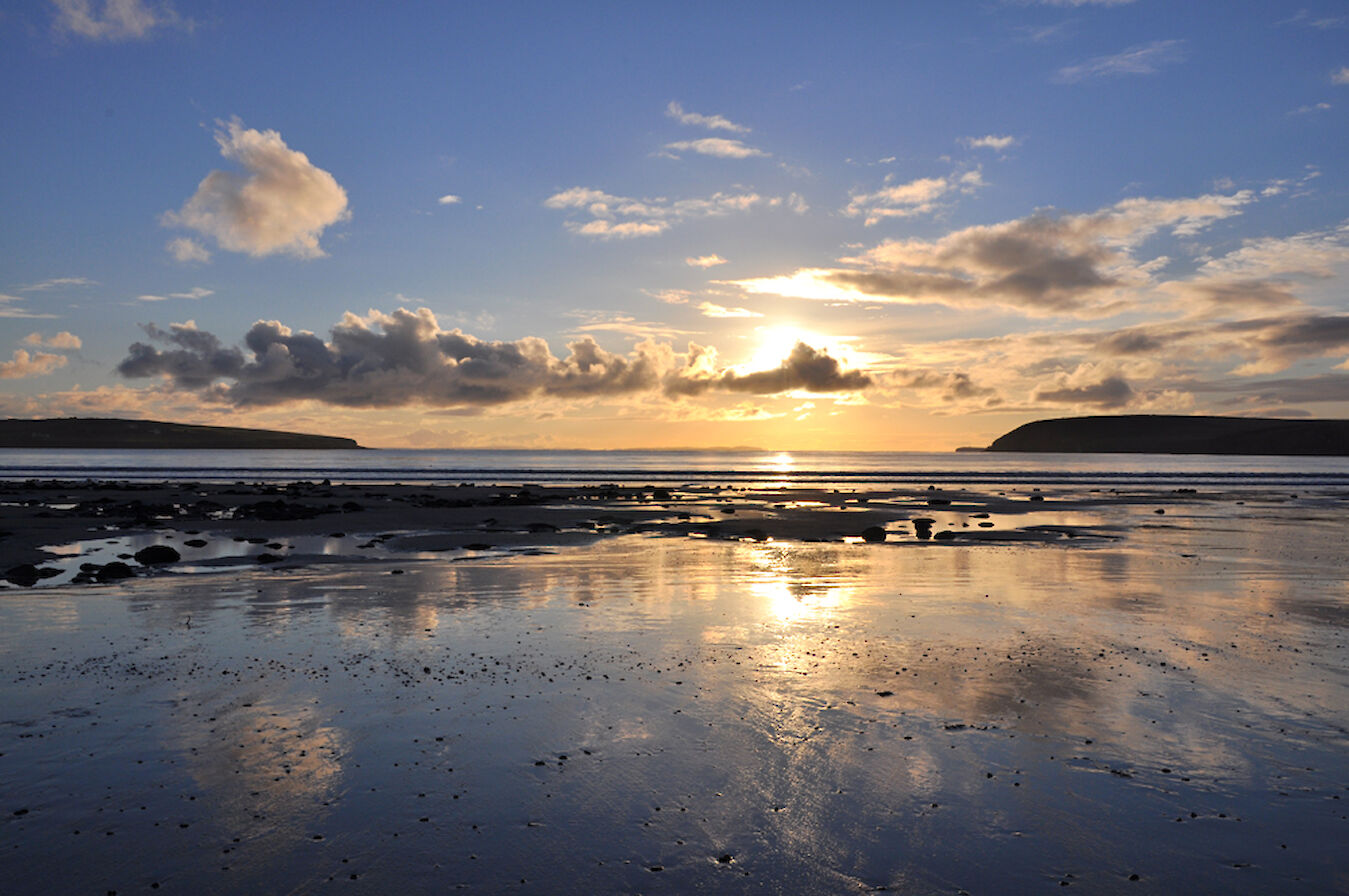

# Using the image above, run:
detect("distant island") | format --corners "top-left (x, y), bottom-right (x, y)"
top-left (988, 415), bottom-right (1349, 456)
top-left (0, 418), bottom-right (363, 450)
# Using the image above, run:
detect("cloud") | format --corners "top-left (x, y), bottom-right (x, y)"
top-left (1291, 102), bottom-right (1332, 115)
top-left (117, 307), bottom-right (874, 407)
top-left (1055, 39), bottom-right (1186, 83)
top-left (697, 302), bottom-right (763, 319)
top-left (843, 170), bottom-right (984, 225)
top-left (1026, 0), bottom-right (1134, 5)
top-left (1031, 366), bottom-right (1135, 408)
top-left (661, 138), bottom-right (769, 159)
top-left (52, 0), bottom-right (188, 41)
top-left (1220, 314), bottom-right (1349, 374)
top-left (665, 101), bottom-right (750, 134)
top-left (887, 369), bottom-right (1002, 407)
top-left (1334, 67), bottom-right (1349, 85)
top-left (20, 277), bottom-right (96, 291)
top-left (686, 254), bottom-right (727, 268)
top-left (0, 295), bottom-right (58, 320)
top-left (438, 194), bottom-right (462, 205)
top-left (167, 237), bottom-right (211, 263)
top-left (544, 186), bottom-right (770, 239)
top-left (24, 331), bottom-right (82, 349)
top-left (739, 190), bottom-right (1255, 315)
top-left (136, 286), bottom-right (214, 302)
top-left (961, 135), bottom-right (1018, 151)
top-left (668, 342), bottom-right (871, 396)
top-left (163, 119), bottom-right (350, 259)
top-left (0, 349), bottom-right (68, 379)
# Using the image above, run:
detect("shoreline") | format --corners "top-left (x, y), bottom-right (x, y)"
top-left (1, 476), bottom-right (1333, 588)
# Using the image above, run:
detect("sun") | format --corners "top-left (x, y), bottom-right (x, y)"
top-left (740, 324), bottom-right (840, 372)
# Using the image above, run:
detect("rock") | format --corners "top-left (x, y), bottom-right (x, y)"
top-left (133, 545), bottom-right (181, 565)
top-left (95, 562), bottom-right (136, 582)
top-left (255, 553), bottom-right (283, 564)
top-left (183, 539), bottom-right (208, 548)
top-left (911, 518), bottom-right (935, 539)
top-left (934, 530), bottom-right (957, 541)
top-left (5, 564), bottom-right (60, 587)
top-left (861, 526), bottom-right (887, 543)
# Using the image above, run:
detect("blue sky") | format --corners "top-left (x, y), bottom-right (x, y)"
top-left (1, 0), bottom-right (1346, 449)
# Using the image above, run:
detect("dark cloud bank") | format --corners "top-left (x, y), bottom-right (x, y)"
top-left (117, 308), bottom-right (871, 407)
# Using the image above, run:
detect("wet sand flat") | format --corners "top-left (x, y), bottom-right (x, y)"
top-left (1, 483), bottom-right (1347, 893)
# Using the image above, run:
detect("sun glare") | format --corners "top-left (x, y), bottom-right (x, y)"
top-left (741, 324), bottom-right (839, 372)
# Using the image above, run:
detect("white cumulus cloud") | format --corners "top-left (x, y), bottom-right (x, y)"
top-left (0, 350), bottom-right (67, 379)
top-left (24, 331), bottom-right (82, 349)
top-left (164, 119), bottom-right (350, 259)
top-left (844, 170), bottom-right (984, 225)
top-left (686, 254), bottom-right (728, 268)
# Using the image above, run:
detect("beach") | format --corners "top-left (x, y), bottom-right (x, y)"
top-left (1, 477), bottom-right (1346, 893)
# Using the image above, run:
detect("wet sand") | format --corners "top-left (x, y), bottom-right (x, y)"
top-left (1, 480), bottom-right (1346, 893)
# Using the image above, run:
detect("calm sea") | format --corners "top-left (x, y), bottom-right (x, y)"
top-left (2, 448), bottom-right (1348, 489)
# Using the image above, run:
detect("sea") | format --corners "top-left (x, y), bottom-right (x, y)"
top-left (3, 447), bottom-right (1349, 489)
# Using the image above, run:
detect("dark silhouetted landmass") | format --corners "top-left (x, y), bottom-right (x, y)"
top-left (0, 418), bottom-right (363, 450)
top-left (988, 415), bottom-right (1349, 456)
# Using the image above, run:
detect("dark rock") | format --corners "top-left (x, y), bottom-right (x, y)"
top-left (95, 562), bottom-right (136, 582)
top-left (183, 539), bottom-right (208, 548)
top-left (933, 530), bottom-right (957, 541)
top-left (255, 553), bottom-right (283, 564)
top-left (911, 518), bottom-right (935, 539)
top-left (861, 526), bottom-right (887, 543)
top-left (5, 564), bottom-right (60, 587)
top-left (134, 545), bottom-right (181, 565)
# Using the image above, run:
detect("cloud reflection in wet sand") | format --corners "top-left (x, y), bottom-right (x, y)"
top-left (0, 518), bottom-right (1345, 893)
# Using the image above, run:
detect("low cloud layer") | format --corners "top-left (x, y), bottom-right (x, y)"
top-left (163, 119), bottom-right (350, 259)
top-left (117, 307), bottom-right (871, 407)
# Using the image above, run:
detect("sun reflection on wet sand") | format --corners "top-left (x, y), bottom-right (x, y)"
top-left (1, 504), bottom-right (1346, 893)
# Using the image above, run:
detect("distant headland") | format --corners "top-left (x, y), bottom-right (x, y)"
top-left (988, 415), bottom-right (1349, 456)
top-left (0, 418), bottom-right (363, 450)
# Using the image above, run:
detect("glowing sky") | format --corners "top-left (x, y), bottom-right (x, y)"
top-left (2, 0), bottom-right (1347, 449)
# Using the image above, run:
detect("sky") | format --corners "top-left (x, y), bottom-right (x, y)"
top-left (1, 0), bottom-right (1347, 450)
